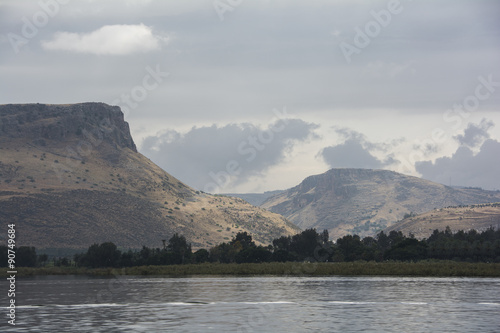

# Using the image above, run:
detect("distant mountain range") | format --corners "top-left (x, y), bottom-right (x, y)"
top-left (0, 103), bottom-right (299, 250)
top-left (231, 169), bottom-right (500, 239)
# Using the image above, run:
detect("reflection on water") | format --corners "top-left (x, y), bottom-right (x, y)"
top-left (2, 276), bottom-right (499, 332)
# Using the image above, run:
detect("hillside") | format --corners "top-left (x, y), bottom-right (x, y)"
top-left (224, 190), bottom-right (284, 207)
top-left (0, 103), bottom-right (300, 250)
top-left (260, 168), bottom-right (500, 239)
top-left (385, 203), bottom-right (500, 239)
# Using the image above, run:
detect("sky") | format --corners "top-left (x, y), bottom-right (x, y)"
top-left (1, 0), bottom-right (499, 193)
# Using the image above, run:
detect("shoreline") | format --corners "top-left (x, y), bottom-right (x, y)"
top-left (8, 261), bottom-right (500, 278)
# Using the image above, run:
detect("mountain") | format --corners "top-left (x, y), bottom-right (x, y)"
top-left (224, 190), bottom-right (284, 207)
top-left (0, 103), bottom-right (299, 250)
top-left (385, 203), bottom-right (500, 239)
top-left (260, 168), bottom-right (500, 239)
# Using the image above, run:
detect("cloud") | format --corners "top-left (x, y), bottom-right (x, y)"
top-left (41, 24), bottom-right (165, 55)
top-left (319, 128), bottom-right (398, 169)
top-left (454, 118), bottom-right (494, 149)
top-left (416, 139), bottom-right (500, 190)
top-left (140, 118), bottom-right (319, 192)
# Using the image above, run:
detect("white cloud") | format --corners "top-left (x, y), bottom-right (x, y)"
top-left (41, 24), bottom-right (165, 55)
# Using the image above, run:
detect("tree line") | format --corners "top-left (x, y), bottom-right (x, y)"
top-left (2, 226), bottom-right (500, 268)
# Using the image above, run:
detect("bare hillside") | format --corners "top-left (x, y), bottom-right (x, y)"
top-left (261, 168), bottom-right (500, 239)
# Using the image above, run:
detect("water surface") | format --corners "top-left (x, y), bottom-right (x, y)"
top-left (2, 275), bottom-right (499, 332)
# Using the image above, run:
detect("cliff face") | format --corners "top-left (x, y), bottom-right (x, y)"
top-left (0, 103), bottom-right (299, 250)
top-left (261, 168), bottom-right (500, 239)
top-left (0, 103), bottom-right (136, 152)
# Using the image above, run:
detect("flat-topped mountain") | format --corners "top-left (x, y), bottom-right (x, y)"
top-left (0, 103), bottom-right (299, 250)
top-left (260, 168), bottom-right (500, 239)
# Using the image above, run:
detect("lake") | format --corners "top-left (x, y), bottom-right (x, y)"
top-left (2, 275), bottom-right (499, 332)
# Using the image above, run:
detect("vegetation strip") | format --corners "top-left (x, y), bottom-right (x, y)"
top-left (11, 261), bottom-right (500, 278)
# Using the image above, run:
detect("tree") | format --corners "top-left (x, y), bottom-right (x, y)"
top-left (78, 242), bottom-right (121, 268)
top-left (38, 254), bottom-right (49, 266)
top-left (209, 242), bottom-right (236, 263)
top-left (273, 236), bottom-right (291, 252)
top-left (290, 229), bottom-right (323, 260)
top-left (17, 246), bottom-right (37, 267)
top-left (230, 232), bottom-right (255, 250)
top-left (384, 238), bottom-right (427, 261)
top-left (235, 246), bottom-right (272, 263)
top-left (193, 249), bottom-right (209, 263)
top-left (99, 242), bottom-right (121, 267)
top-left (336, 235), bottom-right (364, 261)
top-left (168, 233), bottom-right (192, 264)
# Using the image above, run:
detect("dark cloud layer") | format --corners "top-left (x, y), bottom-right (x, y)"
top-left (321, 139), bottom-right (385, 169)
top-left (141, 119), bottom-right (318, 192)
top-left (454, 118), bottom-right (494, 148)
top-left (416, 139), bottom-right (500, 190)
top-left (319, 128), bottom-right (397, 169)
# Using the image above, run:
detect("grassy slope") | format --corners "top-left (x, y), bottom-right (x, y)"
top-left (0, 131), bottom-right (299, 250)
top-left (385, 203), bottom-right (500, 239)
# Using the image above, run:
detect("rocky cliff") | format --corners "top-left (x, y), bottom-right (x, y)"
top-left (0, 103), bottom-right (136, 151)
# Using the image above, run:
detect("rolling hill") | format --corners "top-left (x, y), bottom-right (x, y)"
top-left (385, 203), bottom-right (500, 239)
top-left (0, 103), bottom-right (300, 250)
top-left (259, 168), bottom-right (500, 239)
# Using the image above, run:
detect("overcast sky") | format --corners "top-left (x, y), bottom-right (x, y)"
top-left (1, 0), bottom-right (499, 192)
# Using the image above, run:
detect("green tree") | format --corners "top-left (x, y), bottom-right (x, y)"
top-left (235, 246), bottom-right (272, 263)
top-left (209, 242), bottom-right (236, 263)
top-left (37, 254), bottom-right (49, 267)
top-left (193, 249), bottom-right (209, 263)
top-left (79, 242), bottom-right (121, 268)
top-left (168, 233), bottom-right (192, 264)
top-left (17, 246), bottom-right (37, 267)
top-left (336, 235), bottom-right (364, 262)
top-left (230, 232), bottom-right (255, 250)
top-left (384, 238), bottom-right (427, 261)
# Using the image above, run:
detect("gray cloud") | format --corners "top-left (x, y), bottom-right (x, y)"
top-left (319, 128), bottom-right (398, 169)
top-left (416, 139), bottom-right (500, 190)
top-left (454, 118), bottom-right (494, 148)
top-left (140, 118), bottom-right (319, 192)
top-left (1, 0), bottom-right (499, 191)
top-left (2, 0), bottom-right (499, 116)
